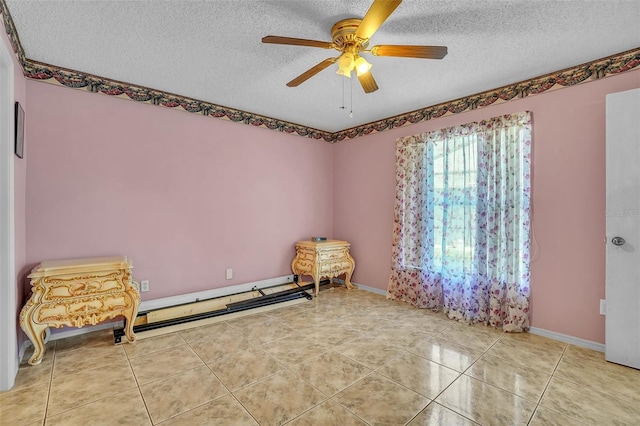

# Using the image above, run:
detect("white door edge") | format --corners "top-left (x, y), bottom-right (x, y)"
top-left (0, 35), bottom-right (17, 391)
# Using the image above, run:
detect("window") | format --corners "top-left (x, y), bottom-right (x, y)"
top-left (432, 137), bottom-right (477, 272)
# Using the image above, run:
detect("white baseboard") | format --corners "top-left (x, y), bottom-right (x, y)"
top-left (48, 321), bottom-right (124, 342)
top-left (18, 339), bottom-right (31, 364)
top-left (139, 274), bottom-right (294, 312)
top-left (353, 282), bottom-right (388, 296)
top-left (529, 327), bottom-right (605, 353)
top-left (332, 279), bottom-right (387, 296)
top-left (334, 279), bottom-right (606, 353)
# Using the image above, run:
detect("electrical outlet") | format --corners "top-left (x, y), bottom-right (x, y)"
top-left (140, 280), bottom-right (149, 292)
top-left (600, 299), bottom-right (606, 315)
top-left (226, 268), bottom-right (233, 280)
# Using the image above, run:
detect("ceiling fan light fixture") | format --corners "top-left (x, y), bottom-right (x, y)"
top-left (355, 56), bottom-right (372, 76)
top-left (336, 67), bottom-right (352, 78)
top-left (336, 52), bottom-right (355, 77)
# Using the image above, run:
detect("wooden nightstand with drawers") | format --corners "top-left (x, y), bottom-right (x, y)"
top-left (291, 240), bottom-right (355, 297)
top-left (20, 256), bottom-right (140, 365)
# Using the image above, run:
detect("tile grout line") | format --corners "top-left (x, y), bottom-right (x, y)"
top-left (199, 344), bottom-right (266, 426)
top-left (40, 346), bottom-right (144, 423)
top-left (276, 331), bottom-right (375, 423)
top-left (274, 317), bottom-right (398, 425)
top-left (134, 330), bottom-right (243, 424)
top-left (274, 330), bottom-right (362, 424)
top-left (365, 327), bottom-right (485, 426)
top-left (227, 392), bottom-right (262, 426)
top-left (523, 344), bottom-right (636, 426)
top-left (41, 341), bottom-right (57, 424)
top-left (225, 348), bottom-right (324, 424)
top-left (525, 342), bottom-right (568, 426)
top-left (188, 326), bottom-right (264, 425)
top-left (123, 343), bottom-right (154, 424)
top-left (193, 328), bottom-right (298, 426)
top-left (546, 351), bottom-right (640, 410)
top-left (202, 359), bottom-right (262, 426)
top-left (405, 329), bottom-right (529, 423)
top-left (367, 357), bottom-right (437, 426)
top-left (406, 335), bottom-right (502, 425)
top-left (323, 313), bottom-right (454, 424)
top-left (158, 333), bottom-right (240, 425)
top-left (337, 344), bottom-right (435, 426)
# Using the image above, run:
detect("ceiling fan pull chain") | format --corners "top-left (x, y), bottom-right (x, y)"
top-left (340, 76), bottom-right (345, 110)
top-left (350, 76), bottom-right (353, 118)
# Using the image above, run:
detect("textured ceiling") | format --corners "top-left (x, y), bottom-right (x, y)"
top-left (5, 0), bottom-right (640, 132)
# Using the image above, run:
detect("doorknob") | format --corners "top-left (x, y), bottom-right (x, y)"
top-left (612, 236), bottom-right (626, 246)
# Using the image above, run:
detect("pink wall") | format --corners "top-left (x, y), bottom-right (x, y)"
top-left (25, 82), bottom-right (333, 300)
top-left (333, 69), bottom-right (640, 344)
top-left (19, 49), bottom-right (640, 345)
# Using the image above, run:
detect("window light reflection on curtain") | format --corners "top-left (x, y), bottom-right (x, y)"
top-left (387, 111), bottom-right (532, 332)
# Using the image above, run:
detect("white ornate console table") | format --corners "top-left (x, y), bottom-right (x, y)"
top-left (20, 256), bottom-right (140, 365)
top-left (291, 240), bottom-right (355, 297)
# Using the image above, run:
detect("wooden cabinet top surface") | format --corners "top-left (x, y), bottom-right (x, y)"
top-left (295, 239), bottom-right (350, 249)
top-left (28, 256), bottom-right (132, 278)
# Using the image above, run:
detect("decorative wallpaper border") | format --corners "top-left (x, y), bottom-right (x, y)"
top-left (335, 47), bottom-right (640, 141)
top-left (2, 0), bottom-right (639, 143)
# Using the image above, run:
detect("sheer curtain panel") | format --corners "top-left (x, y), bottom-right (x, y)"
top-left (388, 112), bottom-right (532, 332)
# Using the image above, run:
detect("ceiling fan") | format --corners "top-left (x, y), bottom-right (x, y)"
top-left (262, 0), bottom-right (447, 94)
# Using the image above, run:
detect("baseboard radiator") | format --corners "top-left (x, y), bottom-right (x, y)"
top-left (113, 278), bottom-right (330, 343)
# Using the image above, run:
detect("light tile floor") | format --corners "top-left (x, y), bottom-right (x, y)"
top-left (3, 286), bottom-right (640, 425)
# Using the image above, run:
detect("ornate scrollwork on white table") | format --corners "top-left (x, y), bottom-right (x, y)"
top-left (20, 256), bottom-right (140, 365)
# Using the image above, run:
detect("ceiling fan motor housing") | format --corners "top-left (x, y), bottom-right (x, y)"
top-left (331, 18), bottom-right (369, 53)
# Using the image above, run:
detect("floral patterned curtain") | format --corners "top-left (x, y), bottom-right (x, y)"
top-left (387, 112), bottom-right (532, 332)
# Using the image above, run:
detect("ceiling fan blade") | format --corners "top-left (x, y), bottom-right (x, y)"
top-left (287, 58), bottom-right (338, 87)
top-left (262, 35), bottom-right (333, 49)
top-left (355, 0), bottom-right (402, 40)
top-left (371, 45), bottom-right (448, 59)
top-left (357, 71), bottom-right (379, 93)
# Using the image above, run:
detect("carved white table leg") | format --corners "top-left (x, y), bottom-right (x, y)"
top-left (19, 297), bottom-right (48, 365)
top-left (122, 293), bottom-right (139, 342)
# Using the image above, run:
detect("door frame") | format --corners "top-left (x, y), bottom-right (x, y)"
top-left (0, 34), bottom-right (17, 391)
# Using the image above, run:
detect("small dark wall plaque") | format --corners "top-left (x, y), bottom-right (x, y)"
top-left (15, 102), bottom-right (24, 159)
